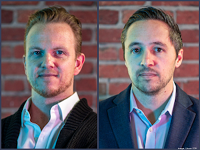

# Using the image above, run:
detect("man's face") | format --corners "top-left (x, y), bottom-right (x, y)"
top-left (124, 20), bottom-right (183, 95)
top-left (24, 23), bottom-right (84, 98)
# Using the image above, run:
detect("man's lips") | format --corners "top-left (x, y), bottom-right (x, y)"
top-left (38, 74), bottom-right (58, 77)
top-left (138, 72), bottom-right (158, 78)
top-left (139, 72), bottom-right (157, 76)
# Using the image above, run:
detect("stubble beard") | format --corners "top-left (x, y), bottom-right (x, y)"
top-left (28, 78), bottom-right (73, 98)
top-left (132, 74), bottom-right (173, 96)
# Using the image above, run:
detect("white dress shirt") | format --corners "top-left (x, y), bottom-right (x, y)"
top-left (17, 92), bottom-right (79, 149)
top-left (130, 82), bottom-right (176, 148)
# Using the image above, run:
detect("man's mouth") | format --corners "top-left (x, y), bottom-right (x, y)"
top-left (139, 72), bottom-right (157, 76)
top-left (138, 72), bottom-right (158, 79)
top-left (38, 74), bottom-right (58, 77)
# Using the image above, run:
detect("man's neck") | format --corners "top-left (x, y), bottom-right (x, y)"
top-left (132, 81), bottom-right (174, 125)
top-left (28, 89), bottom-right (74, 130)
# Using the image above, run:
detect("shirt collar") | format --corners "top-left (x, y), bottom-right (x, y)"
top-left (58, 92), bottom-right (79, 121)
top-left (130, 82), bottom-right (176, 116)
top-left (21, 92), bottom-right (80, 127)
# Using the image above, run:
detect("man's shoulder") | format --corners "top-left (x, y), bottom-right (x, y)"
top-left (99, 94), bottom-right (118, 109)
top-left (2, 101), bottom-right (26, 125)
top-left (187, 95), bottom-right (199, 111)
top-left (176, 84), bottom-right (199, 111)
top-left (99, 84), bottom-right (132, 111)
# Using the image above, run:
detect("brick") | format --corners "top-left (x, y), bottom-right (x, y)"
top-left (152, 1), bottom-right (199, 6)
top-left (1, 46), bottom-right (13, 58)
top-left (75, 78), bottom-right (97, 91)
top-left (14, 45), bottom-right (25, 58)
top-left (99, 65), bottom-right (129, 78)
top-left (183, 47), bottom-right (199, 60)
top-left (99, 47), bottom-right (118, 60)
top-left (1, 96), bottom-right (29, 107)
top-left (82, 45), bottom-right (97, 58)
top-left (122, 10), bottom-right (174, 24)
top-left (174, 64), bottom-right (199, 77)
top-left (2, 1), bottom-right (39, 5)
top-left (183, 81), bottom-right (199, 95)
top-left (181, 30), bottom-right (199, 43)
top-left (70, 11), bottom-right (97, 24)
top-left (18, 10), bottom-right (36, 23)
top-left (2, 9), bottom-right (13, 23)
top-left (80, 62), bottom-right (93, 74)
top-left (177, 11), bottom-right (199, 24)
top-left (82, 45), bottom-right (97, 57)
top-left (2, 28), bottom-right (25, 41)
top-left (45, 1), bottom-right (94, 6)
top-left (122, 10), bottom-right (136, 24)
top-left (99, 1), bottom-right (145, 6)
top-left (1, 62), bottom-right (25, 75)
top-left (99, 82), bottom-right (107, 95)
top-left (82, 29), bottom-right (92, 42)
top-left (99, 29), bottom-right (122, 43)
top-left (4, 80), bottom-right (24, 91)
top-left (119, 48), bottom-right (125, 61)
top-left (99, 10), bottom-right (119, 24)
top-left (79, 95), bottom-right (93, 107)
top-left (109, 83), bottom-right (130, 95)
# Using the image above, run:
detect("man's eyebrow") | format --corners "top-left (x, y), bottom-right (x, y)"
top-left (150, 41), bottom-right (167, 47)
top-left (28, 46), bottom-right (43, 50)
top-left (128, 42), bottom-right (142, 49)
top-left (52, 47), bottom-right (67, 50)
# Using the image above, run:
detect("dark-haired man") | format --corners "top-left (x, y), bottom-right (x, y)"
top-left (99, 7), bottom-right (199, 149)
top-left (2, 6), bottom-right (97, 148)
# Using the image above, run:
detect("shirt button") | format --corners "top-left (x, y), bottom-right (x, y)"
top-left (149, 127), bottom-right (153, 132)
top-left (137, 110), bottom-right (140, 113)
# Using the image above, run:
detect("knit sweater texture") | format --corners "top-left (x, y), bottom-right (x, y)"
top-left (2, 98), bottom-right (97, 148)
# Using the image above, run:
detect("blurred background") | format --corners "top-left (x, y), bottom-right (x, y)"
top-left (1, 1), bottom-right (97, 118)
top-left (99, 1), bottom-right (199, 100)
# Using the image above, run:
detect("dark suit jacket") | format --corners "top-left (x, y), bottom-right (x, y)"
top-left (2, 98), bottom-right (97, 148)
top-left (99, 84), bottom-right (199, 148)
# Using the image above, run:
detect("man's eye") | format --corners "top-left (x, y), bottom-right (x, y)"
top-left (56, 50), bottom-right (64, 55)
top-left (154, 47), bottom-right (163, 52)
top-left (33, 51), bottom-right (41, 55)
top-left (131, 48), bottom-right (141, 54)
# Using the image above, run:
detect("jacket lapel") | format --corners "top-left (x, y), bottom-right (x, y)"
top-left (107, 84), bottom-right (135, 148)
top-left (164, 84), bottom-right (196, 148)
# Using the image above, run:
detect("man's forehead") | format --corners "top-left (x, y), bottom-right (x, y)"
top-left (125, 19), bottom-right (173, 48)
top-left (127, 19), bottom-right (169, 34)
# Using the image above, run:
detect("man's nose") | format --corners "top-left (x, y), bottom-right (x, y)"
top-left (140, 50), bottom-right (154, 67)
top-left (41, 53), bottom-right (55, 68)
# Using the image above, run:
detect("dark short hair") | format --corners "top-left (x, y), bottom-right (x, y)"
top-left (24, 6), bottom-right (82, 57)
top-left (121, 7), bottom-right (183, 60)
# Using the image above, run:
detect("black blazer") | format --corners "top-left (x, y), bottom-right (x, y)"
top-left (99, 84), bottom-right (199, 148)
top-left (2, 98), bottom-right (97, 148)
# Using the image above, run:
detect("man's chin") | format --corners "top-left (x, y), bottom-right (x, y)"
top-left (36, 90), bottom-right (60, 98)
top-left (134, 83), bottom-right (162, 95)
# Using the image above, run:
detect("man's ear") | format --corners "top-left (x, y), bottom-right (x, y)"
top-left (175, 49), bottom-right (183, 68)
top-left (74, 53), bottom-right (85, 76)
top-left (23, 55), bottom-right (27, 75)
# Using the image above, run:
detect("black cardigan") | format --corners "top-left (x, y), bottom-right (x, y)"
top-left (2, 98), bottom-right (97, 148)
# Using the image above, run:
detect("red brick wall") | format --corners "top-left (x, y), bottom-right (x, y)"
top-left (99, 1), bottom-right (199, 100)
top-left (1, 1), bottom-right (97, 118)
